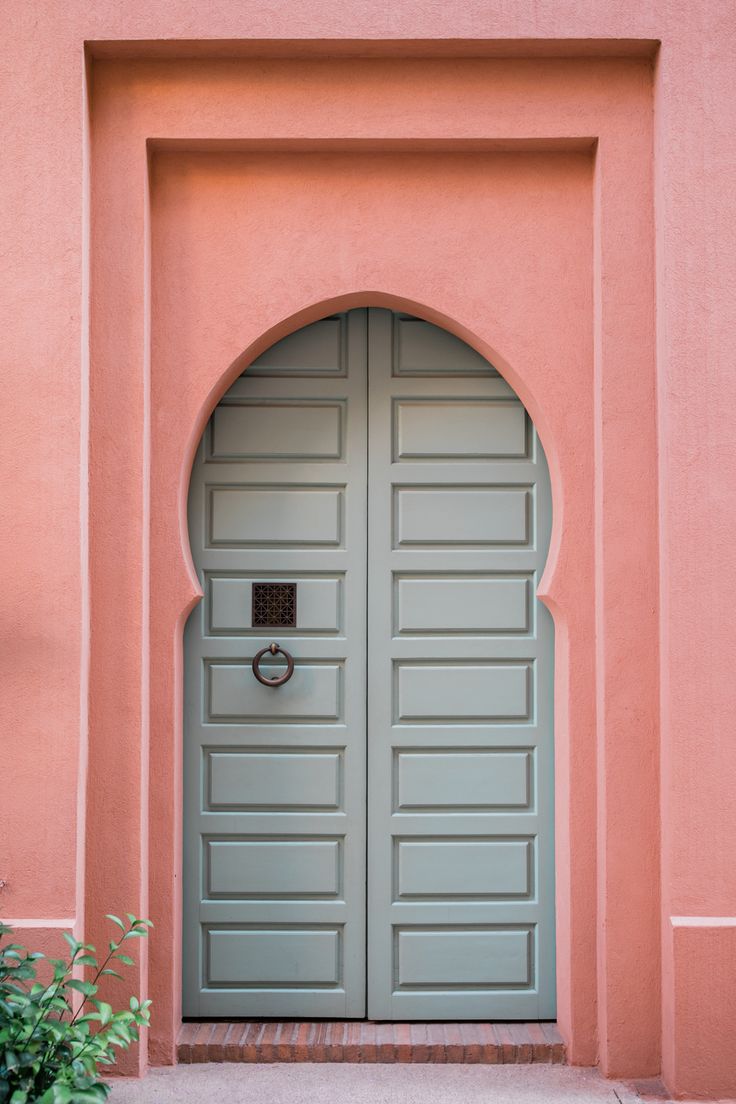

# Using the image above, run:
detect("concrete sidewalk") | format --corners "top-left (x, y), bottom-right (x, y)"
top-left (110, 1063), bottom-right (650, 1104)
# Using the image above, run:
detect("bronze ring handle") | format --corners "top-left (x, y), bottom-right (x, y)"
top-left (251, 642), bottom-right (295, 687)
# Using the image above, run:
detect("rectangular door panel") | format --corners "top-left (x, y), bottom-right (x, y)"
top-left (206, 750), bottom-right (343, 811)
top-left (207, 660), bottom-right (342, 722)
top-left (394, 486), bottom-right (530, 547)
top-left (206, 838), bottom-right (342, 899)
top-left (208, 486), bottom-right (344, 547)
top-left (208, 574), bottom-right (342, 635)
top-left (395, 750), bottom-right (533, 812)
top-left (395, 927), bottom-right (532, 988)
top-left (395, 662), bottom-right (531, 722)
top-left (206, 926), bottom-right (342, 986)
top-left (395, 574), bottom-right (530, 635)
top-left (395, 399), bottom-right (529, 460)
top-left (210, 401), bottom-right (344, 461)
top-left (395, 838), bottom-right (533, 900)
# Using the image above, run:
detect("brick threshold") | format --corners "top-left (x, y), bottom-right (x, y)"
top-left (178, 1021), bottom-right (566, 1064)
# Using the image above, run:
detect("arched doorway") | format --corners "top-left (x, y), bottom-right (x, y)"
top-left (182, 308), bottom-right (554, 1021)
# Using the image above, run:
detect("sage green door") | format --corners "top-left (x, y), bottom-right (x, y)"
top-left (183, 308), bottom-right (555, 1020)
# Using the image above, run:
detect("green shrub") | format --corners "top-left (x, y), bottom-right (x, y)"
top-left (0, 914), bottom-right (152, 1104)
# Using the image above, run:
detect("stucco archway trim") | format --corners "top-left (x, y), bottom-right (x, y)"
top-left (85, 52), bottom-right (658, 1079)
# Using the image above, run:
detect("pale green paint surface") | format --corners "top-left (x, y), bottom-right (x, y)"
top-left (183, 309), bottom-right (369, 1019)
top-left (365, 310), bottom-right (554, 1019)
top-left (183, 309), bottom-right (555, 1019)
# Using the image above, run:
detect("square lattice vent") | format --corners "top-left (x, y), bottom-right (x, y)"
top-left (251, 582), bottom-right (297, 628)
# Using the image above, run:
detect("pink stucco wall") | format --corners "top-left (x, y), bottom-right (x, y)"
top-left (2, 3), bottom-right (735, 1099)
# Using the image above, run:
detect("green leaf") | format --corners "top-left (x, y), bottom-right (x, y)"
top-left (104, 916), bottom-right (125, 933)
top-left (65, 979), bottom-right (97, 998)
top-left (0, 907), bottom-right (154, 1099)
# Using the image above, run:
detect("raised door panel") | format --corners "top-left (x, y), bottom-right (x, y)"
top-left (183, 310), bottom-right (367, 1018)
top-left (395, 838), bottom-right (533, 900)
top-left (210, 400), bottom-right (344, 461)
top-left (395, 928), bottom-right (532, 987)
top-left (207, 660), bottom-right (343, 722)
top-left (208, 486), bottom-right (344, 547)
top-left (208, 575), bottom-right (343, 635)
top-left (206, 927), bottom-right (342, 985)
top-left (206, 750), bottom-right (343, 811)
top-left (206, 838), bottom-right (342, 899)
top-left (395, 574), bottom-right (531, 635)
top-left (367, 308), bottom-right (555, 1021)
top-left (395, 662), bottom-right (532, 722)
top-left (395, 750), bottom-right (533, 812)
top-left (394, 399), bottom-right (528, 459)
top-left (394, 486), bottom-right (530, 547)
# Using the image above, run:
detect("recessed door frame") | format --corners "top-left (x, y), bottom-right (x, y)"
top-left (87, 53), bottom-right (658, 1073)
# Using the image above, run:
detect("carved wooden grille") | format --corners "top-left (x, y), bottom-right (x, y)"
top-left (251, 582), bottom-right (297, 628)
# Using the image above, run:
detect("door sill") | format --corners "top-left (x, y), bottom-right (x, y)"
top-left (178, 1021), bottom-right (565, 1064)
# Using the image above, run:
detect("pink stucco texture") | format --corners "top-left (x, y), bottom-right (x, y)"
top-left (2, 3), bottom-right (735, 1100)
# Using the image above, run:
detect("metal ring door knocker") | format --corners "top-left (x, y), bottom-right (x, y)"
top-left (251, 642), bottom-right (295, 687)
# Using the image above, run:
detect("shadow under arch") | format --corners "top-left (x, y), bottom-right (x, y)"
top-left (177, 291), bottom-right (564, 635)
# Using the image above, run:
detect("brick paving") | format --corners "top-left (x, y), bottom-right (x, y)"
top-left (177, 1021), bottom-right (566, 1064)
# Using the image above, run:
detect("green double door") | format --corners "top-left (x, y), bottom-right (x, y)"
top-left (183, 309), bottom-right (555, 1020)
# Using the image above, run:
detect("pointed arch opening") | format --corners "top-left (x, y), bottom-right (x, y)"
top-left (180, 303), bottom-right (558, 1025)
